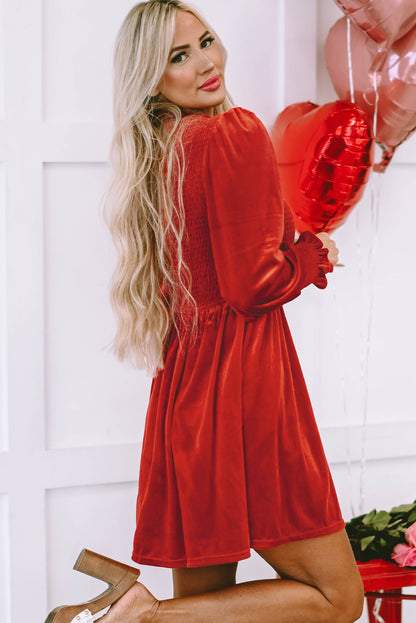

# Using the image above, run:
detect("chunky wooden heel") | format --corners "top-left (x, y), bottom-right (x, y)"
top-left (44, 549), bottom-right (141, 623)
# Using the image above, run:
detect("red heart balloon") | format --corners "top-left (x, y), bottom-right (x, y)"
top-left (271, 101), bottom-right (374, 233)
top-left (326, 17), bottom-right (416, 170)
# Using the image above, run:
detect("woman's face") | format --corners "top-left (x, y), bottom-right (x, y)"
top-left (156, 11), bottom-right (226, 115)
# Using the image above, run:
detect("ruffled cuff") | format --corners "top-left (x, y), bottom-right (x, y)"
top-left (292, 230), bottom-right (334, 290)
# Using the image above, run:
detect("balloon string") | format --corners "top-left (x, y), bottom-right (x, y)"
top-left (354, 205), bottom-right (365, 513)
top-left (346, 18), bottom-right (355, 103)
top-left (358, 74), bottom-right (381, 514)
top-left (372, 69), bottom-right (379, 138)
top-left (332, 8), bottom-right (356, 508)
top-left (358, 169), bottom-right (381, 514)
top-left (331, 283), bottom-right (356, 518)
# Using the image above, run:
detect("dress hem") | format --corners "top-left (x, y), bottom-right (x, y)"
top-left (132, 520), bottom-right (346, 569)
top-left (131, 548), bottom-right (252, 569)
top-left (250, 520), bottom-right (346, 550)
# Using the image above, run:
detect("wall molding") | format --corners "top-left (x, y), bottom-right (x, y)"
top-left (1, 420), bottom-right (414, 495)
top-left (321, 420), bottom-right (416, 464)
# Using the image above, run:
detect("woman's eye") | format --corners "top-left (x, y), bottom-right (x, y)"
top-left (171, 52), bottom-right (187, 64)
top-left (170, 37), bottom-right (214, 62)
top-left (201, 36), bottom-right (214, 49)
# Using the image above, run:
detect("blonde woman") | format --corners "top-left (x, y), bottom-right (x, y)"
top-left (46, 1), bottom-right (364, 622)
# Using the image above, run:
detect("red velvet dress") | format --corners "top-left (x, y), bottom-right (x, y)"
top-left (132, 107), bottom-right (344, 568)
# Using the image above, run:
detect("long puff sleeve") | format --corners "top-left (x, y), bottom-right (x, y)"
top-left (203, 108), bottom-right (333, 318)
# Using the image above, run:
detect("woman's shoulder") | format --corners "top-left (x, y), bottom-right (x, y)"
top-left (181, 107), bottom-right (268, 145)
top-left (214, 107), bottom-right (267, 134)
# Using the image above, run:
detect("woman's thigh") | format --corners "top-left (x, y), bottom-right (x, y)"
top-left (256, 529), bottom-right (364, 618)
top-left (172, 562), bottom-right (238, 597)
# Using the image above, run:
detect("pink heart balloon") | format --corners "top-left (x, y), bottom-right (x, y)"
top-left (334, 0), bottom-right (416, 44)
top-left (326, 17), bottom-right (416, 170)
top-left (334, 0), bottom-right (416, 70)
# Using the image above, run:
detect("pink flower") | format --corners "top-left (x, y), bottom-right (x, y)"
top-left (392, 543), bottom-right (416, 567)
top-left (405, 522), bottom-right (416, 547)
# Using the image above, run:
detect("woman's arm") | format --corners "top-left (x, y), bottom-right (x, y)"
top-left (204, 108), bottom-right (335, 318)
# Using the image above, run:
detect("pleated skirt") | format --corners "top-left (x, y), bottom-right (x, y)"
top-left (132, 303), bottom-right (344, 568)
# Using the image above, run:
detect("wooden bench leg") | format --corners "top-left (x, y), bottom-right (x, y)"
top-left (366, 588), bottom-right (402, 623)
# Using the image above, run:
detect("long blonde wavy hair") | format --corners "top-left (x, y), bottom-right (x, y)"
top-left (103, 0), bottom-right (232, 376)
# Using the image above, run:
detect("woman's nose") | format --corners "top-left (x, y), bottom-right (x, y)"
top-left (198, 50), bottom-right (215, 72)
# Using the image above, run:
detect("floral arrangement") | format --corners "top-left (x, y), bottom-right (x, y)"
top-left (346, 501), bottom-right (416, 566)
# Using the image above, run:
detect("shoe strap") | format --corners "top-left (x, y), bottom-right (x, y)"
top-left (70, 609), bottom-right (94, 623)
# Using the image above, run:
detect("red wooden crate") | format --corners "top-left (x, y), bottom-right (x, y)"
top-left (358, 559), bottom-right (416, 623)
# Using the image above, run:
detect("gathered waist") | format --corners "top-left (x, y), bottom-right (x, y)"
top-left (179, 297), bottom-right (225, 316)
top-left (171, 298), bottom-right (229, 336)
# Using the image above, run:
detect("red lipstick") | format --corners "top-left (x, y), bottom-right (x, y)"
top-left (199, 75), bottom-right (221, 91)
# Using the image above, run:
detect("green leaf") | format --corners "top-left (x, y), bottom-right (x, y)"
top-left (391, 504), bottom-right (415, 514)
top-left (408, 510), bottom-right (416, 524)
top-left (363, 510), bottom-right (377, 526)
top-left (361, 536), bottom-right (376, 551)
top-left (348, 513), bottom-right (367, 525)
top-left (372, 511), bottom-right (391, 531)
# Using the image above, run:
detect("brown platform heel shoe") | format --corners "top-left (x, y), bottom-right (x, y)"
top-left (44, 548), bottom-right (141, 623)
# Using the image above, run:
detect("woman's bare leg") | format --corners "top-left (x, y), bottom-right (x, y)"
top-left (100, 529), bottom-right (364, 623)
top-left (173, 562), bottom-right (238, 597)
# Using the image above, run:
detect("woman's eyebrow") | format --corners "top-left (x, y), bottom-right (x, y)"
top-left (170, 43), bottom-right (190, 54)
top-left (169, 31), bottom-right (210, 55)
top-left (198, 30), bottom-right (210, 41)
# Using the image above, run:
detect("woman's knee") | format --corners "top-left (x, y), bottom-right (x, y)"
top-left (256, 529), bottom-right (364, 623)
top-left (328, 572), bottom-right (364, 623)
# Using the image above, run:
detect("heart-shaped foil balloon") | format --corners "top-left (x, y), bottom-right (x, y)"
top-left (326, 17), bottom-right (416, 170)
top-left (271, 101), bottom-right (374, 233)
top-left (334, 0), bottom-right (416, 45)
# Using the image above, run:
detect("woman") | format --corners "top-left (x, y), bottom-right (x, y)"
top-left (48, 1), bottom-right (364, 621)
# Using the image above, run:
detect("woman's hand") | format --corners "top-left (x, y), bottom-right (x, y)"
top-left (315, 232), bottom-right (339, 266)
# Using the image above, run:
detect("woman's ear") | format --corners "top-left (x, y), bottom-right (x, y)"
top-left (153, 77), bottom-right (164, 98)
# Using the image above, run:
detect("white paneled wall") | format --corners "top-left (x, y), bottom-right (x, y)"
top-left (0, 0), bottom-right (4, 121)
top-left (43, 162), bottom-right (149, 450)
top-left (0, 163), bottom-right (6, 453)
top-left (2, 1), bottom-right (153, 621)
top-left (1, 0), bottom-right (415, 622)
top-left (0, 494), bottom-right (11, 623)
top-left (42, 0), bottom-right (135, 122)
top-left (45, 483), bottom-right (140, 604)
